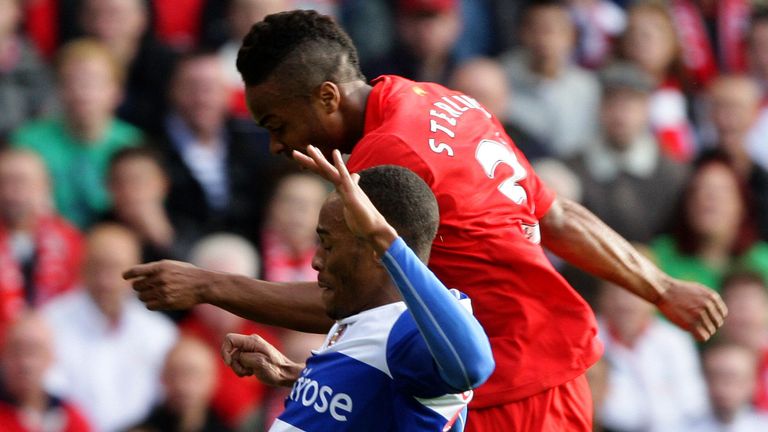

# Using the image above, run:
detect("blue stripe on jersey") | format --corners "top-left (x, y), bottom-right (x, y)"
top-left (382, 237), bottom-right (494, 391)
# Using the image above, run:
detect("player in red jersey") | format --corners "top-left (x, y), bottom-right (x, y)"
top-left (123, 10), bottom-right (727, 431)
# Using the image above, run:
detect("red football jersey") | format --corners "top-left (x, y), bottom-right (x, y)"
top-left (347, 76), bottom-right (603, 408)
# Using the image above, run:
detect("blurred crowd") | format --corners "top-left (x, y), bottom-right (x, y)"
top-left (0, 0), bottom-right (768, 431)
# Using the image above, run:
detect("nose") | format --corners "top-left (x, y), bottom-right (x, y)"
top-left (311, 247), bottom-right (324, 272)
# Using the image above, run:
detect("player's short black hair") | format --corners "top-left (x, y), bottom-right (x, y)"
top-left (357, 165), bottom-right (439, 263)
top-left (236, 10), bottom-right (365, 94)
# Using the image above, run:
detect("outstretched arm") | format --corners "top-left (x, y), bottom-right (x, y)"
top-left (296, 146), bottom-right (494, 391)
top-left (540, 196), bottom-right (727, 341)
top-left (123, 262), bottom-right (333, 334)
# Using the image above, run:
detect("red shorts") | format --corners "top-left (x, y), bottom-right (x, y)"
top-left (465, 374), bottom-right (592, 432)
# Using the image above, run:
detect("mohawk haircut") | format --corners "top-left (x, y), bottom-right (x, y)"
top-left (236, 10), bottom-right (365, 94)
top-left (357, 165), bottom-right (439, 263)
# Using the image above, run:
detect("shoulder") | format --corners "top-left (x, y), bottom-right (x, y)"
top-left (41, 290), bottom-right (87, 323)
top-left (60, 400), bottom-right (93, 432)
top-left (649, 235), bottom-right (678, 257)
top-left (127, 299), bottom-right (177, 336)
top-left (742, 242), bottom-right (768, 272)
top-left (349, 132), bottom-right (435, 182)
top-left (566, 66), bottom-right (600, 93)
top-left (12, 118), bottom-right (61, 145)
top-left (108, 120), bottom-right (144, 143)
top-left (647, 319), bottom-right (696, 348)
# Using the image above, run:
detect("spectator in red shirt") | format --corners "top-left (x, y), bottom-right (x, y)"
top-left (180, 233), bottom-right (281, 430)
top-left (0, 312), bottom-right (91, 432)
top-left (0, 149), bottom-right (83, 332)
top-left (616, 2), bottom-right (697, 161)
top-left (668, 0), bottom-right (749, 88)
top-left (261, 172), bottom-right (328, 283)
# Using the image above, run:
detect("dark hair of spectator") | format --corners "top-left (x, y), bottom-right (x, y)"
top-left (169, 48), bottom-right (222, 81)
top-left (519, 0), bottom-right (569, 25)
top-left (749, 7), bottom-right (768, 40)
top-left (721, 270), bottom-right (768, 295)
top-left (357, 165), bottom-right (439, 263)
top-left (107, 145), bottom-right (166, 175)
top-left (236, 9), bottom-right (365, 93)
top-left (671, 151), bottom-right (759, 256)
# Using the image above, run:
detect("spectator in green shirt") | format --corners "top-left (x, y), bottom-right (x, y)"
top-left (11, 38), bottom-right (142, 229)
top-left (650, 153), bottom-right (768, 290)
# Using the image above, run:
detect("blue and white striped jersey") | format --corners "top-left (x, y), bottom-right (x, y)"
top-left (270, 298), bottom-right (472, 432)
top-left (269, 238), bottom-right (489, 432)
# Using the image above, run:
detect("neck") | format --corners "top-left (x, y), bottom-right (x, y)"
top-left (720, 139), bottom-right (753, 177)
top-left (67, 115), bottom-right (110, 143)
top-left (698, 235), bottom-right (735, 268)
top-left (369, 283), bottom-right (403, 310)
top-left (715, 406), bottom-right (739, 424)
top-left (195, 129), bottom-right (220, 147)
top-left (15, 388), bottom-right (48, 413)
top-left (107, 38), bottom-right (140, 68)
top-left (610, 318), bottom-right (650, 347)
top-left (418, 54), bottom-right (448, 83)
top-left (339, 81), bottom-right (372, 154)
top-left (531, 56), bottom-right (564, 79)
top-left (2, 214), bottom-right (37, 232)
top-left (177, 405), bottom-right (208, 432)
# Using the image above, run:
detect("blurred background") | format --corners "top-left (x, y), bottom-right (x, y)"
top-left (0, 0), bottom-right (767, 431)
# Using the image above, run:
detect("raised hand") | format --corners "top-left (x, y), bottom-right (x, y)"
top-left (655, 277), bottom-right (728, 342)
top-left (294, 146), bottom-right (397, 254)
top-left (222, 333), bottom-right (303, 387)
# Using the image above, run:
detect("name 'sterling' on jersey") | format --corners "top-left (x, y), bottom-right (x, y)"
top-left (426, 92), bottom-right (492, 158)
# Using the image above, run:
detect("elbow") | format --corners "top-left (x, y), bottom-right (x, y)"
top-left (447, 338), bottom-right (496, 392)
top-left (466, 341), bottom-right (495, 389)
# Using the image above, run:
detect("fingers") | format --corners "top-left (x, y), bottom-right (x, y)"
top-left (696, 309), bottom-right (717, 342)
top-left (714, 294), bottom-right (728, 323)
top-left (306, 145), bottom-right (340, 183)
top-left (706, 294), bottom-right (726, 329)
top-left (222, 336), bottom-right (236, 366)
top-left (333, 149), bottom-right (352, 183)
top-left (292, 150), bottom-right (319, 172)
top-left (122, 262), bottom-right (160, 280)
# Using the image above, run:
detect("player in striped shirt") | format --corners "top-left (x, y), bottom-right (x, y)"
top-left (222, 150), bottom-right (494, 431)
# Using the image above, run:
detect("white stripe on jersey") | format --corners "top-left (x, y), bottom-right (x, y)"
top-left (415, 390), bottom-right (474, 421)
top-left (269, 418), bottom-right (307, 431)
top-left (312, 302), bottom-right (408, 377)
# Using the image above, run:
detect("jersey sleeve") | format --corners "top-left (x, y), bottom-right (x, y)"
top-left (383, 237), bottom-right (494, 397)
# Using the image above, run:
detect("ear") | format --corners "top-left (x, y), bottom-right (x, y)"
top-left (316, 81), bottom-right (341, 114)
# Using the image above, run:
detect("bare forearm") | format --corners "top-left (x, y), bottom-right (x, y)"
top-left (540, 197), bottom-right (668, 303)
top-left (204, 273), bottom-right (334, 333)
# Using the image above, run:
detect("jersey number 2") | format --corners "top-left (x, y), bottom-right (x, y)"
top-left (474, 139), bottom-right (528, 205)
